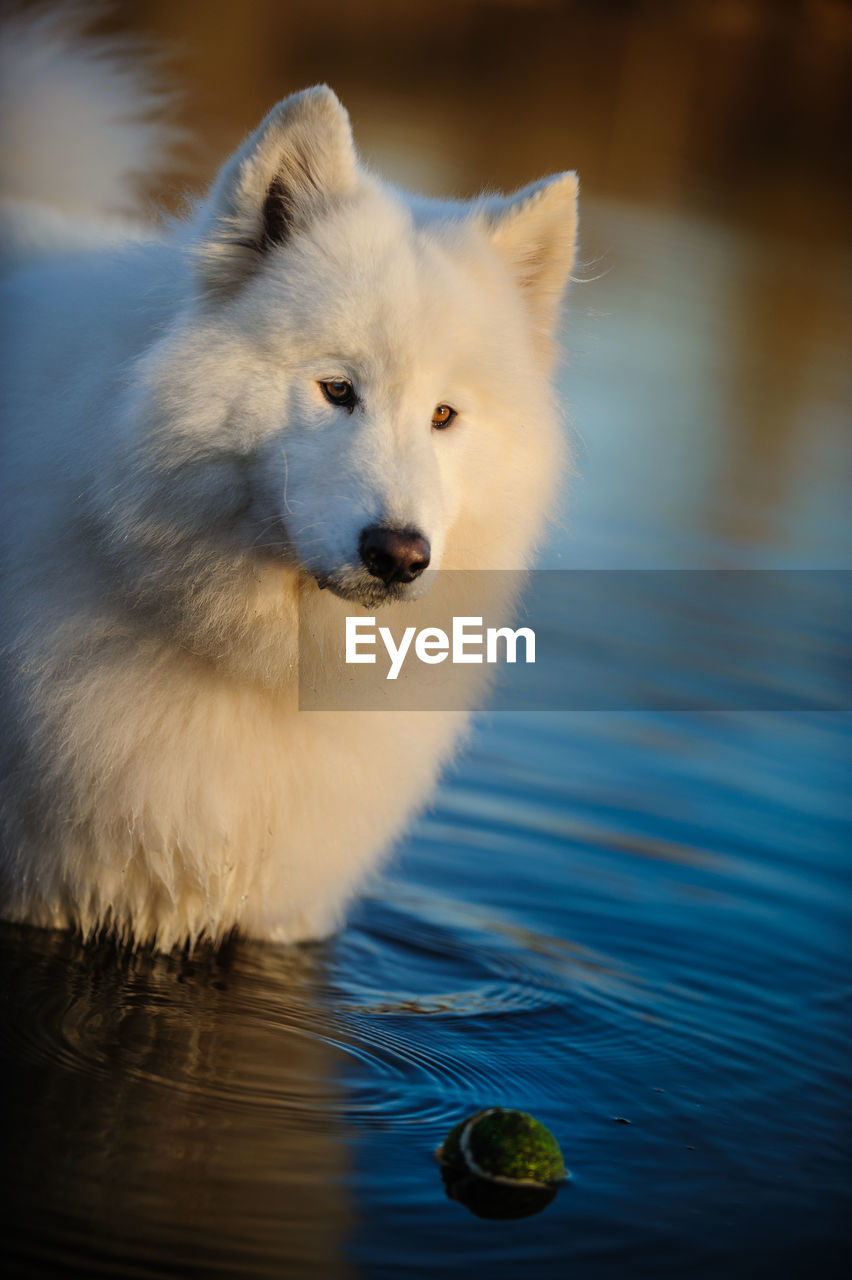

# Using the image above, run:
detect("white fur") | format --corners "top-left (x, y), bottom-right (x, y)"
top-left (0, 14), bottom-right (578, 950)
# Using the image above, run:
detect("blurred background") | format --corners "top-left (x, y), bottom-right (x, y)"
top-left (2, 4), bottom-right (850, 1279)
top-left (99, 0), bottom-right (852, 567)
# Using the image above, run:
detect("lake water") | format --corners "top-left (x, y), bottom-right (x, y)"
top-left (1, 199), bottom-right (850, 1277)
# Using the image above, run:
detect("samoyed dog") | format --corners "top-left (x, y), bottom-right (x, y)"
top-left (0, 11), bottom-right (578, 949)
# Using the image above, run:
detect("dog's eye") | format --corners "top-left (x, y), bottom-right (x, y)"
top-left (432, 404), bottom-right (456, 429)
top-left (319, 379), bottom-right (357, 410)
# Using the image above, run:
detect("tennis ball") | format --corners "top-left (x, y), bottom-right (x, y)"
top-left (436, 1108), bottom-right (567, 1185)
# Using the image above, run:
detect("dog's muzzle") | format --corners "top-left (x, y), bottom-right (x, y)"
top-left (359, 525), bottom-right (431, 586)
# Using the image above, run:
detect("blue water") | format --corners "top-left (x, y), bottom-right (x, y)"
top-left (1, 202), bottom-right (850, 1277)
top-left (2, 711), bottom-right (849, 1277)
top-left (343, 711), bottom-right (852, 1276)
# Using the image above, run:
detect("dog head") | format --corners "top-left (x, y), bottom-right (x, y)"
top-left (182, 87), bottom-right (578, 608)
top-left (109, 86), bottom-right (578, 660)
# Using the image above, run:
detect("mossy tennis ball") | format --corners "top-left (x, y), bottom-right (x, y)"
top-left (436, 1108), bottom-right (566, 1185)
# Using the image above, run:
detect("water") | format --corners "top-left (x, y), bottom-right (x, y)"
top-left (2, 216), bottom-right (850, 1265)
top-left (3, 4), bottom-right (852, 1269)
top-left (2, 709), bottom-right (850, 1276)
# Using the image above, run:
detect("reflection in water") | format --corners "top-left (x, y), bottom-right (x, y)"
top-left (0, 931), bottom-right (352, 1278)
top-left (0, 708), bottom-right (849, 1276)
top-left (439, 1165), bottom-right (559, 1221)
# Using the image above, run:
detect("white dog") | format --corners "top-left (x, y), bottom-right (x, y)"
top-left (0, 10), bottom-right (578, 949)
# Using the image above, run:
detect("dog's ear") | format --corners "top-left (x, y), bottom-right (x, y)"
top-left (195, 86), bottom-right (358, 294)
top-left (484, 172), bottom-right (579, 361)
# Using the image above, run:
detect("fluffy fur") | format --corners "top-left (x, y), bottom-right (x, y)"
top-left (0, 11), bottom-right (578, 949)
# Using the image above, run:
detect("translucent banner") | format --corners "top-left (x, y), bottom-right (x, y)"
top-left (298, 571), bottom-right (851, 711)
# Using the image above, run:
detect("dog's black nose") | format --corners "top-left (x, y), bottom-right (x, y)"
top-left (359, 526), bottom-right (431, 585)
